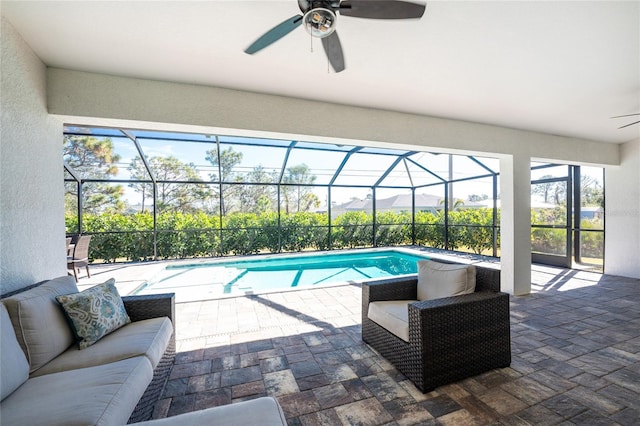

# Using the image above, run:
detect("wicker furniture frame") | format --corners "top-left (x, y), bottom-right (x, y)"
top-left (362, 262), bottom-right (511, 393)
top-left (123, 293), bottom-right (176, 423)
top-left (1, 283), bottom-right (175, 424)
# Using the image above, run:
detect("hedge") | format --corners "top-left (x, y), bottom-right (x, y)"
top-left (64, 208), bottom-right (601, 263)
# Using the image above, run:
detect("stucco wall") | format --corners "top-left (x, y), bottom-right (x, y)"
top-left (605, 139), bottom-right (640, 278)
top-left (48, 68), bottom-right (619, 166)
top-left (1, 17), bottom-right (65, 293)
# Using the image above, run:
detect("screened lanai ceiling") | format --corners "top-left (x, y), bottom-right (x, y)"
top-left (63, 125), bottom-right (499, 207)
top-left (4, 1), bottom-right (639, 144)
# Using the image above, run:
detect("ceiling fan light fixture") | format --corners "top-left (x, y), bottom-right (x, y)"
top-left (302, 8), bottom-right (337, 38)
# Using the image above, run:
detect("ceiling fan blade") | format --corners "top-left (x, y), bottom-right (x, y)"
top-left (322, 31), bottom-right (346, 73)
top-left (611, 113), bottom-right (640, 118)
top-left (339, 0), bottom-right (426, 19)
top-left (244, 15), bottom-right (303, 55)
top-left (618, 120), bottom-right (640, 129)
top-left (297, 0), bottom-right (310, 13)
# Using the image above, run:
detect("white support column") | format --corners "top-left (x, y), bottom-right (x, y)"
top-left (605, 139), bottom-right (640, 278)
top-left (499, 154), bottom-right (531, 295)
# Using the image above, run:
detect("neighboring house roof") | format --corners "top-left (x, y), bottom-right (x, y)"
top-left (339, 198), bottom-right (369, 210)
top-left (581, 206), bottom-right (603, 212)
top-left (481, 199), bottom-right (557, 209)
top-left (334, 193), bottom-right (486, 212)
top-left (336, 193), bottom-right (441, 211)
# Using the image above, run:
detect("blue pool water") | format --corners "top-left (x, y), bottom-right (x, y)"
top-left (135, 249), bottom-right (429, 302)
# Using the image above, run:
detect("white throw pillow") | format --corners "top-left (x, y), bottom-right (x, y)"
top-left (417, 260), bottom-right (476, 301)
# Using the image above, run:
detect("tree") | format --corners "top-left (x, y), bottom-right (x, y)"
top-left (63, 135), bottom-right (126, 214)
top-left (128, 156), bottom-right (212, 214)
top-left (552, 182), bottom-right (566, 204)
top-left (205, 147), bottom-right (243, 215)
top-left (532, 175), bottom-right (553, 204)
top-left (127, 156), bottom-right (153, 212)
top-left (281, 164), bottom-right (320, 214)
top-left (532, 175), bottom-right (566, 205)
top-left (581, 174), bottom-right (604, 207)
top-left (236, 166), bottom-right (278, 214)
top-left (468, 194), bottom-right (489, 202)
top-left (439, 198), bottom-right (465, 211)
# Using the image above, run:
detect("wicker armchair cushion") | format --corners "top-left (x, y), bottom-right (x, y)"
top-left (2, 276), bottom-right (78, 372)
top-left (56, 278), bottom-right (131, 349)
top-left (0, 304), bottom-right (29, 400)
top-left (367, 300), bottom-right (417, 342)
top-left (417, 260), bottom-right (476, 301)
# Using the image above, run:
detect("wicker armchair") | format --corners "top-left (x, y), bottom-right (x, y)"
top-left (361, 263), bottom-right (510, 393)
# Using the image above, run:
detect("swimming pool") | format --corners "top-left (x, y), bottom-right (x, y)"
top-left (134, 248), bottom-right (430, 302)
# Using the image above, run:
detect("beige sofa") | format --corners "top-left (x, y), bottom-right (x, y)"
top-left (0, 275), bottom-right (288, 426)
top-left (0, 275), bottom-right (174, 425)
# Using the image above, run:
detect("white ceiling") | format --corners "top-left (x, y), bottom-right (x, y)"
top-left (3, 0), bottom-right (639, 144)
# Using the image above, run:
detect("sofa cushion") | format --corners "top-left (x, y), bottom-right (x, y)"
top-left (417, 260), bottom-right (476, 301)
top-left (2, 276), bottom-right (78, 372)
top-left (0, 356), bottom-right (153, 426)
top-left (129, 396), bottom-right (287, 426)
top-left (367, 300), bottom-right (416, 342)
top-left (0, 304), bottom-right (29, 400)
top-left (56, 278), bottom-right (131, 349)
top-left (32, 317), bottom-right (173, 377)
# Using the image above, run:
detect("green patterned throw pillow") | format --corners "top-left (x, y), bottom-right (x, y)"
top-left (56, 279), bottom-right (131, 349)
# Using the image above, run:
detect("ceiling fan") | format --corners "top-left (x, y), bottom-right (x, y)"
top-left (244, 0), bottom-right (427, 73)
top-left (612, 113), bottom-right (640, 129)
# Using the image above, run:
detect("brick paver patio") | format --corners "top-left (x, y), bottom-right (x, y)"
top-left (139, 264), bottom-right (640, 425)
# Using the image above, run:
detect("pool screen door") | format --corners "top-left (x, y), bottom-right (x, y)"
top-left (531, 176), bottom-right (572, 268)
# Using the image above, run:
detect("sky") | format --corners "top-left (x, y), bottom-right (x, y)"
top-left (65, 129), bottom-right (603, 209)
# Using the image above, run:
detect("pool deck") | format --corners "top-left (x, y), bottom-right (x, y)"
top-left (74, 252), bottom-right (640, 425)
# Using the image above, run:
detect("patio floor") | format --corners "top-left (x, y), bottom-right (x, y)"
top-left (78, 262), bottom-right (640, 425)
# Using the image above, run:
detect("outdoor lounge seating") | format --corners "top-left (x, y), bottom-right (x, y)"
top-left (130, 396), bottom-right (287, 426)
top-left (361, 259), bottom-right (511, 393)
top-left (67, 234), bottom-right (91, 281)
top-left (0, 275), bottom-right (289, 426)
top-left (0, 276), bottom-right (175, 425)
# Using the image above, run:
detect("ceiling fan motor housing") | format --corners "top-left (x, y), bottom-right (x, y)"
top-left (298, 1), bottom-right (342, 14)
top-left (299, 0), bottom-right (344, 38)
top-left (303, 8), bottom-right (337, 38)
